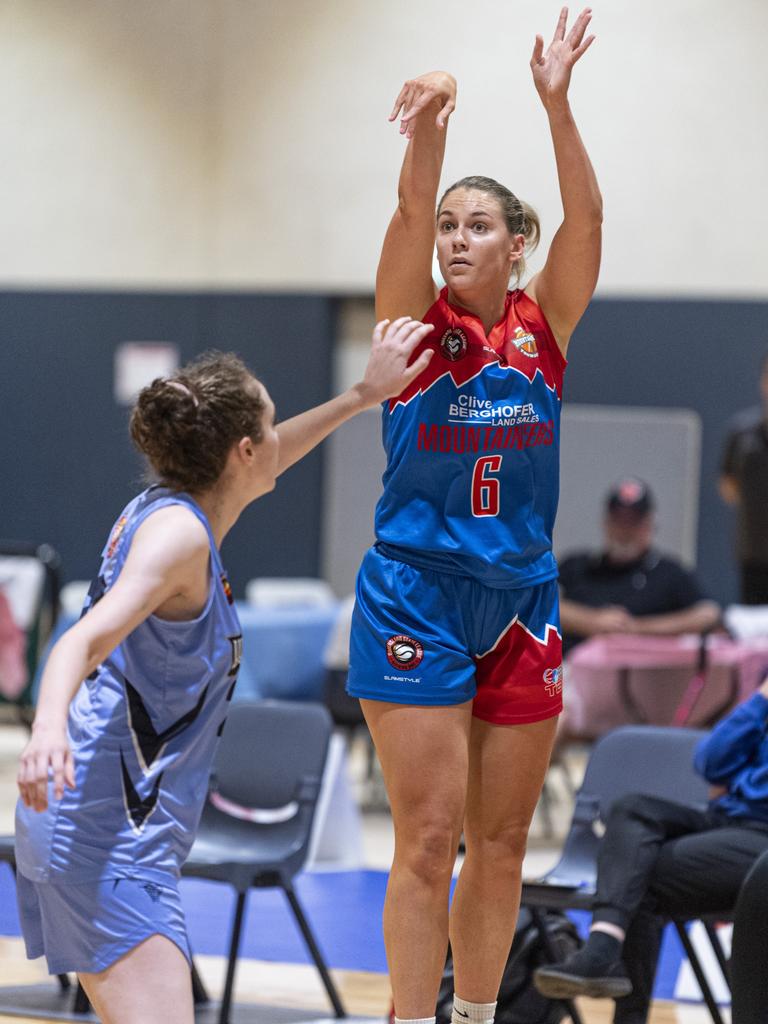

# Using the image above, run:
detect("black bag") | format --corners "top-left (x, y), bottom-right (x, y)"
top-left (435, 907), bottom-right (581, 1024)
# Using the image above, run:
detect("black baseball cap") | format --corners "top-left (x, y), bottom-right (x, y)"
top-left (605, 478), bottom-right (654, 519)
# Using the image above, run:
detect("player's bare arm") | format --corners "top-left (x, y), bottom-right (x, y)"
top-left (275, 317), bottom-right (434, 475)
top-left (525, 6), bottom-right (602, 354)
top-left (376, 71), bottom-right (457, 323)
top-left (18, 507), bottom-right (209, 811)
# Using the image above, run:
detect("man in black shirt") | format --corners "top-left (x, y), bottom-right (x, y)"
top-left (559, 479), bottom-right (720, 656)
top-left (719, 352), bottom-right (768, 604)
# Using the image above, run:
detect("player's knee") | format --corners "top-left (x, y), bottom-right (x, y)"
top-left (398, 819), bottom-right (460, 884)
top-left (465, 821), bottom-right (530, 871)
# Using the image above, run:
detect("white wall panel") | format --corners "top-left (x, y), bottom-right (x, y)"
top-left (1, 0), bottom-right (766, 295)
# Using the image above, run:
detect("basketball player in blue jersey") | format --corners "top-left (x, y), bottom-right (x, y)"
top-left (346, 9), bottom-right (602, 1024)
top-left (15, 321), bottom-right (433, 1024)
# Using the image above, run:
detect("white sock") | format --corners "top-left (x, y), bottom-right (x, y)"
top-left (393, 1018), bottom-right (436, 1024)
top-left (452, 994), bottom-right (496, 1023)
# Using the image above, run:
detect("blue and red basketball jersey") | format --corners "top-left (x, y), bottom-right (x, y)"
top-left (375, 287), bottom-right (566, 588)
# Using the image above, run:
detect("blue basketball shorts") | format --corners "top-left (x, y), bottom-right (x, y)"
top-left (16, 870), bottom-right (191, 975)
top-left (346, 546), bottom-right (563, 724)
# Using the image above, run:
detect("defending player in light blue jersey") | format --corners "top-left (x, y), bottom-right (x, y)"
top-left (346, 10), bottom-right (603, 1024)
top-left (15, 323), bottom-right (432, 1024)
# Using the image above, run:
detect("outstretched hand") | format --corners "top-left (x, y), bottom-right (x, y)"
top-left (389, 71), bottom-right (456, 139)
top-left (531, 6), bottom-right (595, 108)
top-left (358, 317), bottom-right (434, 405)
top-left (18, 723), bottom-right (75, 812)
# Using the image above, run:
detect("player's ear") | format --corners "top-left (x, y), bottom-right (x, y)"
top-left (235, 436), bottom-right (255, 463)
top-left (509, 233), bottom-right (525, 264)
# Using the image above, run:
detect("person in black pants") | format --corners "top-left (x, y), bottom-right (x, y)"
top-left (730, 849), bottom-right (768, 1024)
top-left (534, 674), bottom-right (768, 1023)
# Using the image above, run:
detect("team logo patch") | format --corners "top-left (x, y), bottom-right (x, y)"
top-left (440, 328), bottom-right (468, 362)
top-left (107, 516), bottom-right (128, 558)
top-left (386, 634), bottom-right (424, 670)
top-left (543, 664), bottom-right (564, 697)
top-left (512, 327), bottom-right (538, 358)
top-left (220, 573), bottom-right (234, 605)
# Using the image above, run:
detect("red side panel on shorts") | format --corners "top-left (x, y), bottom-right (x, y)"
top-left (473, 618), bottom-right (563, 725)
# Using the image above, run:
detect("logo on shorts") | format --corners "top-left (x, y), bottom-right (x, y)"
top-left (386, 634), bottom-right (424, 670)
top-left (543, 664), bottom-right (563, 697)
top-left (142, 882), bottom-right (163, 903)
top-left (440, 328), bottom-right (468, 362)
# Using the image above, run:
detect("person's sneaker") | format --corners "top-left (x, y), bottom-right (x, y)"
top-left (534, 949), bottom-right (633, 1000)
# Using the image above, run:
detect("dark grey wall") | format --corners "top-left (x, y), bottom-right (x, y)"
top-left (3, 292), bottom-right (766, 606)
top-left (565, 298), bottom-right (768, 605)
top-left (0, 291), bottom-right (335, 597)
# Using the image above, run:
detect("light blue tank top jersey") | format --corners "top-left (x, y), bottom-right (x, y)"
top-left (376, 288), bottom-right (567, 588)
top-left (15, 487), bottom-right (242, 885)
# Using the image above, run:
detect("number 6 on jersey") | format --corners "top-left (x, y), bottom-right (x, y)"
top-left (471, 455), bottom-right (503, 517)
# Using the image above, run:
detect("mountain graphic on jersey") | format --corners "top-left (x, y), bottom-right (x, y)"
top-left (389, 288), bottom-right (562, 411)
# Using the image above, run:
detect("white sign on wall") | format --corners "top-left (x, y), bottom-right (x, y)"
top-left (114, 342), bottom-right (180, 405)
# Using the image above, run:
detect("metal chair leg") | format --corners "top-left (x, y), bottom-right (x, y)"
top-left (529, 907), bottom-right (585, 1024)
top-left (219, 891), bottom-right (247, 1024)
top-left (703, 921), bottom-right (731, 991)
top-left (283, 882), bottom-right (346, 1018)
top-left (73, 980), bottom-right (91, 1014)
top-left (538, 779), bottom-right (556, 840)
top-left (191, 956), bottom-right (210, 1005)
top-left (673, 922), bottom-right (726, 1024)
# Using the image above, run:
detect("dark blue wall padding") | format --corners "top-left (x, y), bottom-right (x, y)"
top-left (565, 298), bottom-right (768, 604)
top-left (0, 290), bottom-right (335, 596)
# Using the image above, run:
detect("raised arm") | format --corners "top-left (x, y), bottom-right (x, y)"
top-left (376, 72), bottom-right (457, 322)
top-left (275, 317), bottom-right (434, 475)
top-left (17, 508), bottom-right (210, 811)
top-left (525, 7), bottom-right (602, 354)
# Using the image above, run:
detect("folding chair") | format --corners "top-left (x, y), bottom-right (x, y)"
top-left (182, 699), bottom-right (347, 1023)
top-left (522, 725), bottom-right (731, 1024)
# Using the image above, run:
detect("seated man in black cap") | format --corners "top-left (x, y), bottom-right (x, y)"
top-left (558, 478), bottom-right (720, 657)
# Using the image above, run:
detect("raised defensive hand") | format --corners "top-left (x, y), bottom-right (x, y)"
top-left (531, 6), bottom-right (595, 108)
top-left (361, 317), bottom-right (434, 403)
top-left (389, 71), bottom-right (456, 139)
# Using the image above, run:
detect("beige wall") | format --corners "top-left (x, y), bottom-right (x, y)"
top-left (1, 0), bottom-right (766, 296)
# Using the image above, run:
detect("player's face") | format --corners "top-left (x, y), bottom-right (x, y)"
top-left (249, 382), bottom-right (280, 497)
top-left (436, 189), bottom-right (524, 294)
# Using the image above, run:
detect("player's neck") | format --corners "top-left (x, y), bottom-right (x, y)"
top-left (190, 488), bottom-right (242, 548)
top-left (446, 286), bottom-right (507, 336)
